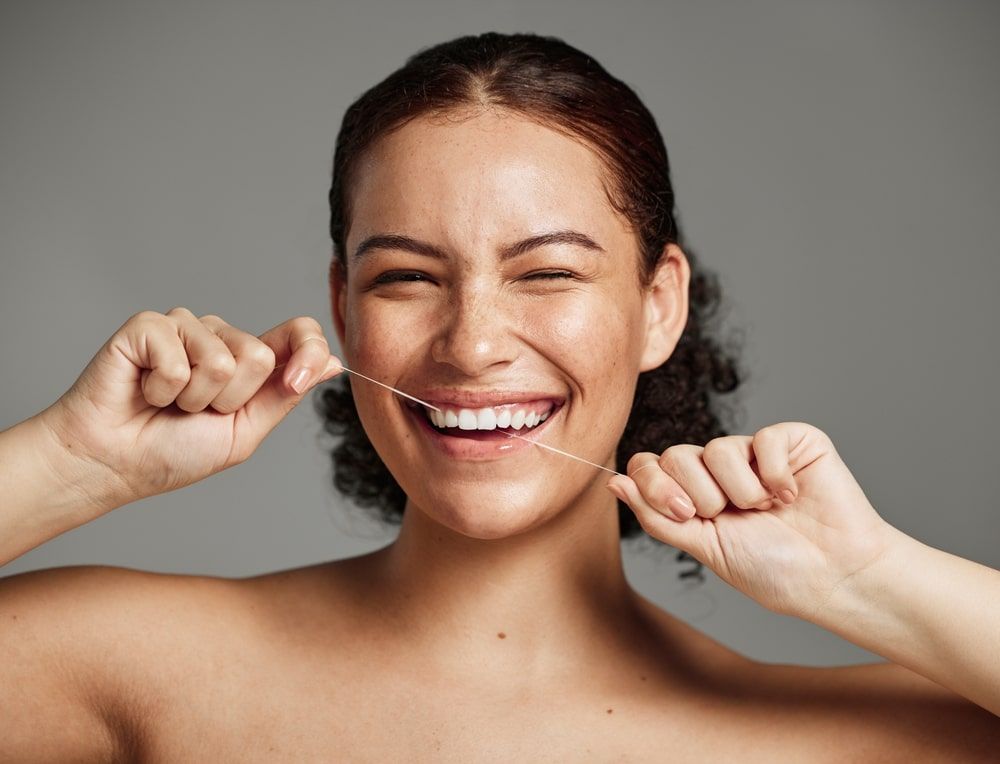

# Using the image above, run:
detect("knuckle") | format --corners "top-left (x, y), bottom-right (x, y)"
top-left (166, 306), bottom-right (195, 318)
top-left (753, 425), bottom-right (780, 444)
top-left (245, 345), bottom-right (277, 374)
top-left (130, 310), bottom-right (166, 334)
top-left (657, 445), bottom-right (688, 473)
top-left (198, 313), bottom-right (224, 326)
top-left (701, 438), bottom-right (726, 464)
top-left (202, 354), bottom-right (237, 382)
top-left (131, 309), bottom-right (162, 324)
top-left (161, 363), bottom-right (192, 386)
top-left (626, 451), bottom-right (655, 474)
top-left (292, 315), bottom-right (324, 334)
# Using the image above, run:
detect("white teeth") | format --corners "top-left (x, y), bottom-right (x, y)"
top-left (476, 408), bottom-right (497, 430)
top-left (422, 403), bottom-right (555, 431)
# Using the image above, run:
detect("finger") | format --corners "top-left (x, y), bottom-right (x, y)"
top-left (163, 307), bottom-right (237, 412)
top-left (125, 312), bottom-right (194, 408)
top-left (625, 452), bottom-right (696, 521)
top-left (197, 315), bottom-right (277, 414)
top-left (701, 435), bottom-right (775, 511)
top-left (608, 474), bottom-right (704, 555)
top-left (657, 444), bottom-right (730, 519)
top-left (236, 318), bottom-right (342, 445)
top-left (259, 316), bottom-right (336, 394)
top-left (751, 425), bottom-right (799, 504)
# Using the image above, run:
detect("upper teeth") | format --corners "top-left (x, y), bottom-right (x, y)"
top-left (425, 404), bottom-right (553, 430)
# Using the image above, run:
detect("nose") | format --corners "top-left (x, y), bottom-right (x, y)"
top-left (430, 281), bottom-right (518, 376)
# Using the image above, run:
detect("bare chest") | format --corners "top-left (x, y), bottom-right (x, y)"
top-left (136, 657), bottom-right (834, 763)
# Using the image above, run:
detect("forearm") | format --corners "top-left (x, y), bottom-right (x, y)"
top-left (811, 522), bottom-right (1000, 716)
top-left (0, 413), bottom-right (122, 567)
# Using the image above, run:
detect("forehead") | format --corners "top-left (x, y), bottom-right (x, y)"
top-left (345, 109), bottom-right (626, 253)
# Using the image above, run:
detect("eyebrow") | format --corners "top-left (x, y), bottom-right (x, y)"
top-left (351, 229), bottom-right (606, 264)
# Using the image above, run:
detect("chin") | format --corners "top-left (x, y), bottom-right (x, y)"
top-left (404, 483), bottom-right (559, 540)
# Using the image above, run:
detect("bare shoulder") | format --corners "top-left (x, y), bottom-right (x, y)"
top-left (624, 593), bottom-right (998, 760)
top-left (0, 563), bottom-right (249, 761)
top-left (0, 562), bottom-right (253, 674)
top-left (737, 658), bottom-right (1000, 760)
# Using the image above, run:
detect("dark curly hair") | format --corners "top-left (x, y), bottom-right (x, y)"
top-left (314, 32), bottom-right (746, 582)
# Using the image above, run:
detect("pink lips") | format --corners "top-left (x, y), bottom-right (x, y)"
top-left (404, 399), bottom-right (562, 461)
top-left (405, 389), bottom-right (565, 409)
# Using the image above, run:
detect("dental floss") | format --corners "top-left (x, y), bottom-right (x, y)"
top-left (275, 360), bottom-right (442, 411)
top-left (501, 430), bottom-right (625, 476)
top-left (336, 366), bottom-right (444, 412)
top-left (291, 359), bottom-right (624, 476)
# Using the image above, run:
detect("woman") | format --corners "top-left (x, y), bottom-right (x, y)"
top-left (1, 31), bottom-right (998, 761)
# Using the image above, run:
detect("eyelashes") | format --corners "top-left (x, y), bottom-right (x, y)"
top-left (370, 270), bottom-right (577, 286)
top-left (371, 272), bottom-right (428, 285)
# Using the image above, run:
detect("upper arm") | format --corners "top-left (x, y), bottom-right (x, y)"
top-left (817, 662), bottom-right (1000, 758)
top-left (0, 564), bottom-right (157, 763)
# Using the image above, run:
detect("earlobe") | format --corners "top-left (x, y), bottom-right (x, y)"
top-left (638, 244), bottom-right (690, 372)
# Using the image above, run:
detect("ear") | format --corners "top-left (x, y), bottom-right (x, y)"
top-left (328, 258), bottom-right (348, 350)
top-left (638, 243), bottom-right (690, 372)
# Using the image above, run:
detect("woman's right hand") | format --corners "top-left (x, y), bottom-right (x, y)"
top-left (34, 307), bottom-right (343, 508)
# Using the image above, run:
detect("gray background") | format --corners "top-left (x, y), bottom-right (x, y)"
top-left (2, 0), bottom-right (998, 667)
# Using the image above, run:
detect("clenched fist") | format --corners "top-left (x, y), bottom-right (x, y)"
top-left (608, 422), bottom-right (895, 621)
top-left (36, 307), bottom-right (343, 509)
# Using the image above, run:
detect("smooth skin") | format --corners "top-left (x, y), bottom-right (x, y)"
top-left (1, 108), bottom-right (997, 762)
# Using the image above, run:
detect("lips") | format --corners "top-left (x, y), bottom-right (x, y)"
top-left (402, 396), bottom-right (564, 460)
top-left (406, 389), bottom-right (566, 409)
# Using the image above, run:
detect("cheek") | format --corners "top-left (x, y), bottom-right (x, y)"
top-left (343, 300), bottom-right (412, 372)
top-left (529, 293), bottom-right (637, 379)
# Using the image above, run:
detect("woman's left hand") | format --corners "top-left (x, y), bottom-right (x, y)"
top-left (608, 421), bottom-right (897, 621)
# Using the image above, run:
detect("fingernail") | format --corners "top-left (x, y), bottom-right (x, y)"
top-left (667, 495), bottom-right (695, 519)
top-left (779, 488), bottom-right (796, 504)
top-left (290, 367), bottom-right (310, 393)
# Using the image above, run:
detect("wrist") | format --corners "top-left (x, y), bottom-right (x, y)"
top-left (29, 408), bottom-right (131, 515)
top-left (806, 523), bottom-right (925, 656)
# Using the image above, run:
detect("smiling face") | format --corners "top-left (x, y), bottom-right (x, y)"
top-left (330, 108), bottom-right (689, 539)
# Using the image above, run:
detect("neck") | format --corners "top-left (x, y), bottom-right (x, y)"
top-left (366, 474), bottom-right (644, 684)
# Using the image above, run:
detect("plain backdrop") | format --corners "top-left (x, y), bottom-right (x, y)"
top-left (2, 0), bottom-right (998, 667)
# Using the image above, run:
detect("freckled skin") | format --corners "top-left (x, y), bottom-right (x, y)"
top-left (330, 109), bottom-right (689, 539)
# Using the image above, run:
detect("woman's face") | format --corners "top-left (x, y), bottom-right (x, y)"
top-left (331, 108), bottom-right (688, 538)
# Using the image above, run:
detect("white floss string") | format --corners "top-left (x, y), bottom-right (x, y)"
top-left (275, 360), bottom-right (442, 411)
top-left (337, 365), bottom-right (444, 412)
top-left (303, 361), bottom-right (625, 477)
top-left (501, 430), bottom-right (624, 476)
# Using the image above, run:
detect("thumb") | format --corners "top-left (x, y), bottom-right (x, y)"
top-left (609, 475), bottom-right (706, 560)
top-left (238, 355), bottom-right (342, 447)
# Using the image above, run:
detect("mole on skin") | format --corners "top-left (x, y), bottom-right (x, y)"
top-left (497, 632), bottom-right (506, 639)
top-left (606, 709), bottom-right (613, 714)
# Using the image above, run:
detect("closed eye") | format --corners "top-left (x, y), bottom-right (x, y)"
top-left (526, 271), bottom-right (575, 280)
top-left (370, 271), bottom-right (429, 285)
